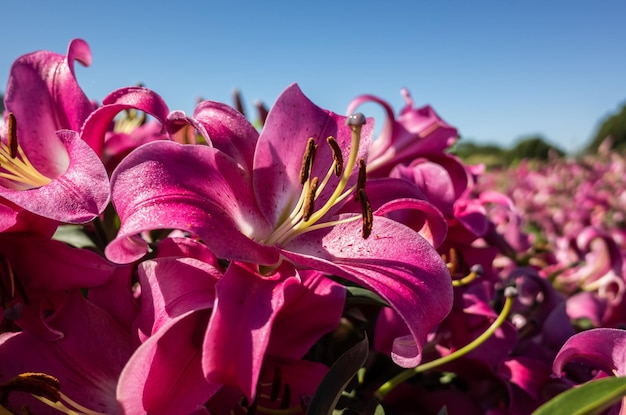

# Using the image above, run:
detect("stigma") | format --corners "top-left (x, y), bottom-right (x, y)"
top-left (263, 113), bottom-right (373, 246)
top-left (0, 113), bottom-right (52, 189)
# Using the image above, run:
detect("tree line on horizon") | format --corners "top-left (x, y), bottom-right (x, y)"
top-left (451, 100), bottom-right (626, 167)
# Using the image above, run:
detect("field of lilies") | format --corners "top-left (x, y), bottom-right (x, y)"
top-left (1, 39), bottom-right (625, 415)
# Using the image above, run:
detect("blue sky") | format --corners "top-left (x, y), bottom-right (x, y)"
top-left (2, 0), bottom-right (625, 153)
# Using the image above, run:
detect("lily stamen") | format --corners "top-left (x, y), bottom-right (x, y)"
top-left (299, 138), bottom-right (317, 184)
top-left (355, 159), bottom-right (367, 199)
top-left (0, 113), bottom-right (52, 189)
top-left (7, 113), bottom-right (17, 159)
top-left (452, 264), bottom-right (483, 287)
top-left (263, 113), bottom-right (370, 246)
top-left (0, 373), bottom-right (108, 415)
top-left (113, 108), bottom-right (147, 134)
top-left (326, 136), bottom-right (343, 176)
top-left (359, 188), bottom-right (373, 239)
top-left (302, 177), bottom-right (319, 221)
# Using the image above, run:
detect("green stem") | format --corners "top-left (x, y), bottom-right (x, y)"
top-left (375, 287), bottom-right (517, 400)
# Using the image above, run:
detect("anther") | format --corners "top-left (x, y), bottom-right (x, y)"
top-left (0, 373), bottom-right (61, 404)
top-left (302, 177), bottom-right (319, 221)
top-left (299, 138), bottom-right (317, 184)
top-left (359, 188), bottom-right (373, 239)
top-left (326, 136), bottom-right (343, 176)
top-left (355, 158), bottom-right (367, 201)
top-left (7, 113), bottom-right (18, 159)
top-left (345, 112), bottom-right (367, 127)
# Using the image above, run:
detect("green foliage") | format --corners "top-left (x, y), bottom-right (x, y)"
top-left (450, 135), bottom-right (564, 168)
top-left (508, 135), bottom-right (565, 162)
top-left (449, 140), bottom-right (509, 168)
top-left (587, 102), bottom-right (626, 153)
top-left (531, 376), bottom-right (626, 415)
top-left (307, 335), bottom-right (370, 415)
top-left (0, 92), bottom-right (4, 114)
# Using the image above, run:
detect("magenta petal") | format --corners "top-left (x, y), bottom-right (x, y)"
top-left (5, 38), bottom-right (95, 141)
top-left (0, 234), bottom-right (114, 340)
top-left (346, 94), bottom-right (396, 162)
top-left (106, 140), bottom-right (276, 264)
top-left (81, 86), bottom-right (170, 155)
top-left (553, 328), bottom-right (626, 377)
top-left (267, 270), bottom-right (346, 360)
top-left (0, 130), bottom-right (109, 223)
top-left (375, 198), bottom-right (448, 248)
top-left (88, 264), bottom-right (139, 333)
top-left (156, 236), bottom-right (221, 268)
top-left (282, 216), bottom-right (453, 367)
top-left (118, 310), bottom-right (219, 415)
top-left (253, 83), bottom-right (373, 226)
top-left (192, 100), bottom-right (259, 172)
top-left (0, 200), bottom-right (57, 236)
top-left (202, 262), bottom-right (300, 399)
top-left (0, 292), bottom-right (130, 415)
top-left (392, 161), bottom-right (457, 217)
top-left (166, 110), bottom-right (212, 145)
top-left (454, 198), bottom-right (489, 237)
top-left (136, 256), bottom-right (219, 340)
top-left (499, 357), bottom-right (553, 400)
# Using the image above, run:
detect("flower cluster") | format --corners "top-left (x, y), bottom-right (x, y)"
top-left (0, 39), bottom-right (624, 415)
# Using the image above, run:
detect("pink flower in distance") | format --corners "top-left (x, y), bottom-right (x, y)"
top-left (347, 88), bottom-right (458, 177)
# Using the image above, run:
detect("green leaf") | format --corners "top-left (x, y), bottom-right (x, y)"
top-left (53, 225), bottom-right (97, 250)
top-left (532, 376), bottom-right (626, 415)
top-left (307, 335), bottom-right (369, 415)
top-left (345, 286), bottom-right (389, 307)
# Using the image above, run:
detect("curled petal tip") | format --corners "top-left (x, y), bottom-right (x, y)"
top-left (345, 112), bottom-right (367, 126)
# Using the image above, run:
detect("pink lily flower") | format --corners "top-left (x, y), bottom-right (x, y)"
top-left (553, 328), bottom-right (626, 414)
top-left (106, 83), bottom-right (453, 369)
top-left (117, 238), bottom-right (345, 413)
top-left (80, 85), bottom-right (171, 163)
top-left (347, 88), bottom-right (458, 178)
top-left (0, 233), bottom-right (114, 340)
top-left (1, 39), bottom-right (109, 223)
top-left (0, 291), bottom-right (132, 415)
top-left (554, 328), bottom-right (626, 379)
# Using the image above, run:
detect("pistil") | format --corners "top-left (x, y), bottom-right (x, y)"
top-left (0, 113), bottom-right (52, 189)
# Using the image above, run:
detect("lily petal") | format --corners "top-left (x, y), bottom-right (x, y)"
top-left (106, 140), bottom-right (276, 264)
top-left (0, 292), bottom-right (130, 415)
top-left (0, 130), bottom-right (109, 223)
top-left (553, 328), bottom-right (626, 377)
top-left (192, 100), bottom-right (259, 172)
top-left (117, 309), bottom-right (219, 415)
top-left (253, 83), bottom-right (373, 226)
top-left (81, 86), bottom-right (170, 156)
top-left (202, 262), bottom-right (300, 399)
top-left (136, 256), bottom-right (219, 341)
top-left (4, 39), bottom-right (95, 167)
top-left (282, 216), bottom-right (453, 367)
